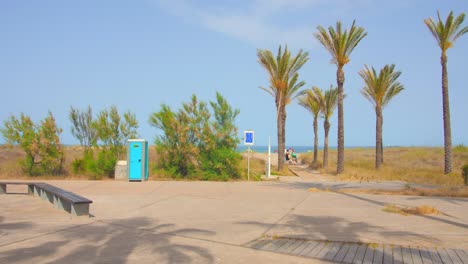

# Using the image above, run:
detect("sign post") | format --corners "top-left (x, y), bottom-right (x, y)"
top-left (244, 130), bottom-right (254, 181)
top-left (268, 136), bottom-right (271, 178)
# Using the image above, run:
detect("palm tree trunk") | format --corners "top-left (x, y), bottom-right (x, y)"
top-left (441, 52), bottom-right (452, 174)
top-left (313, 116), bottom-right (318, 163)
top-left (336, 66), bottom-right (345, 174)
top-left (380, 140), bottom-right (384, 164)
top-left (375, 106), bottom-right (383, 169)
top-left (323, 119), bottom-right (330, 168)
top-left (277, 104), bottom-right (285, 171)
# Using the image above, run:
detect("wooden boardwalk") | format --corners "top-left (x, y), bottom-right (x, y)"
top-left (247, 238), bottom-right (468, 264)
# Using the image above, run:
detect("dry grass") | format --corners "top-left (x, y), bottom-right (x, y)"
top-left (383, 204), bottom-right (440, 216)
top-left (336, 186), bottom-right (468, 198)
top-left (301, 147), bottom-right (468, 186)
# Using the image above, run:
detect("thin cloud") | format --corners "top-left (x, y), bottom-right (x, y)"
top-left (155, 0), bottom-right (372, 48)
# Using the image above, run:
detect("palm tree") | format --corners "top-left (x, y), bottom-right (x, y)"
top-left (298, 89), bottom-right (321, 165)
top-left (314, 86), bottom-right (339, 168)
top-left (257, 45), bottom-right (309, 171)
top-left (359, 64), bottom-right (404, 169)
top-left (314, 21), bottom-right (367, 174)
top-left (425, 11), bottom-right (468, 174)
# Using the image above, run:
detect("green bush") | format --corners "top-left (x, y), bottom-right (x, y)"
top-left (150, 92), bottom-right (241, 180)
top-left (69, 106), bottom-right (138, 178)
top-left (462, 164), bottom-right (468, 185)
top-left (1, 112), bottom-right (64, 176)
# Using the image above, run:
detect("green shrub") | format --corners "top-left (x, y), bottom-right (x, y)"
top-left (150, 92), bottom-right (241, 180)
top-left (69, 106), bottom-right (138, 178)
top-left (1, 112), bottom-right (64, 176)
top-left (462, 164), bottom-right (468, 185)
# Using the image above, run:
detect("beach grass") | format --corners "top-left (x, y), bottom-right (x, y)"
top-left (300, 146), bottom-right (468, 186)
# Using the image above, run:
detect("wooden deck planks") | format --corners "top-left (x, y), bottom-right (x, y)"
top-left (420, 248), bottom-right (434, 264)
top-left (247, 237), bottom-right (467, 264)
top-left (280, 239), bottom-right (304, 254)
top-left (294, 241), bottom-right (318, 256)
top-left (353, 244), bottom-right (369, 264)
top-left (393, 247), bottom-right (404, 264)
top-left (363, 246), bottom-right (375, 264)
top-left (315, 242), bottom-right (336, 259)
top-left (306, 242), bottom-right (326, 258)
top-left (383, 245), bottom-right (393, 264)
top-left (252, 239), bottom-right (270, 250)
top-left (445, 249), bottom-right (463, 264)
top-left (276, 239), bottom-right (296, 253)
top-left (454, 250), bottom-right (468, 264)
top-left (324, 242), bottom-right (342, 261)
top-left (427, 248), bottom-right (443, 264)
top-left (334, 243), bottom-right (351, 263)
top-left (411, 248), bottom-right (423, 264)
top-left (373, 245), bottom-right (384, 264)
top-left (343, 244), bottom-right (359, 263)
top-left (437, 248), bottom-right (454, 264)
top-left (402, 247), bottom-right (414, 264)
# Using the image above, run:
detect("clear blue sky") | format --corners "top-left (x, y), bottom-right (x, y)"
top-left (1, 0), bottom-right (467, 147)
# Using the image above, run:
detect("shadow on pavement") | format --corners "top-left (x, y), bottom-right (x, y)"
top-left (0, 217), bottom-right (216, 264)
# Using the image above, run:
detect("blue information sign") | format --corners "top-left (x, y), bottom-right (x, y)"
top-left (244, 130), bottom-right (254, 146)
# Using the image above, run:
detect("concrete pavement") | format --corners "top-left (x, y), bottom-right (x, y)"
top-left (1, 179), bottom-right (467, 263)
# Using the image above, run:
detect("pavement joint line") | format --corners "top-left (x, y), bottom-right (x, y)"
top-left (260, 192), bottom-right (312, 237)
top-left (147, 182), bottom-right (167, 195)
top-left (0, 222), bottom-right (96, 248)
top-left (134, 194), bottom-right (182, 211)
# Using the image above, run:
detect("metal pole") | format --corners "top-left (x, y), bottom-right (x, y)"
top-left (247, 146), bottom-right (251, 181)
top-left (268, 136), bottom-right (271, 178)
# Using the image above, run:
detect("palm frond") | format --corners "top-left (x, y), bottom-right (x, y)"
top-left (359, 64), bottom-right (404, 109)
top-left (425, 11), bottom-right (468, 51)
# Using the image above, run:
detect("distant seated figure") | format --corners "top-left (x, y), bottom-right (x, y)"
top-left (285, 148), bottom-right (297, 165)
top-left (291, 151), bottom-right (298, 164)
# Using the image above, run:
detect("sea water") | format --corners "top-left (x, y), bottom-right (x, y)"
top-left (236, 145), bottom-right (372, 153)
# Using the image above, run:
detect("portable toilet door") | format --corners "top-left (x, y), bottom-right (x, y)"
top-left (127, 139), bottom-right (148, 181)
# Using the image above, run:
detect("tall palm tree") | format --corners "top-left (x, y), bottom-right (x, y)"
top-left (298, 89), bottom-right (321, 165)
top-left (425, 11), bottom-right (468, 174)
top-left (314, 21), bottom-right (367, 174)
top-left (257, 45), bottom-right (309, 171)
top-left (314, 86), bottom-right (339, 168)
top-left (359, 64), bottom-right (404, 169)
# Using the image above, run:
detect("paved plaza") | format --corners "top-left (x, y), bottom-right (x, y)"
top-left (1, 177), bottom-right (467, 263)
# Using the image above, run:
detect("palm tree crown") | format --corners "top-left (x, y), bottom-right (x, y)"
top-left (314, 21), bottom-right (367, 67)
top-left (315, 86), bottom-right (339, 121)
top-left (359, 64), bottom-right (404, 108)
top-left (424, 11), bottom-right (468, 54)
top-left (257, 46), bottom-right (309, 108)
top-left (298, 90), bottom-right (321, 116)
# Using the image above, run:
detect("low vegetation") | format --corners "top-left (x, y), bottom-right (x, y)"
top-left (383, 204), bottom-right (440, 216)
top-left (70, 106), bottom-right (138, 179)
top-left (301, 146), bottom-right (468, 186)
top-left (0, 112), bottom-right (64, 176)
top-left (149, 93), bottom-right (242, 181)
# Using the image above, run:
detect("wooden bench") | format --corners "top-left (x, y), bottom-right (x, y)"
top-left (0, 181), bottom-right (37, 195)
top-left (0, 182), bottom-right (92, 217)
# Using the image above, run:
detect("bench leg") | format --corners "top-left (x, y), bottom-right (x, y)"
top-left (33, 186), bottom-right (40, 196)
top-left (0, 184), bottom-right (6, 194)
top-left (28, 185), bottom-right (34, 195)
top-left (71, 203), bottom-right (89, 217)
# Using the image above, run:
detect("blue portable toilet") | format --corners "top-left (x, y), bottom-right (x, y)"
top-left (127, 139), bottom-right (149, 181)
